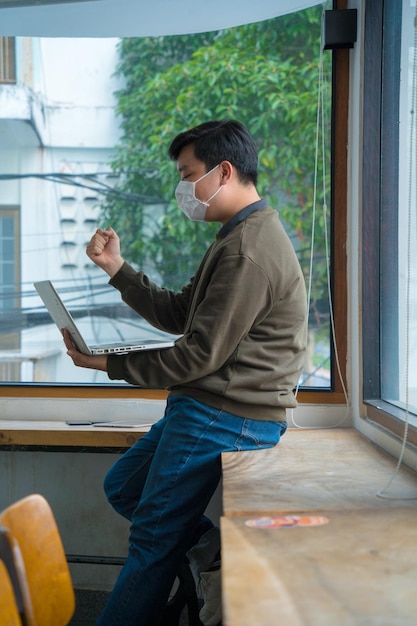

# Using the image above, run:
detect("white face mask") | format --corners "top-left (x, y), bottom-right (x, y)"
top-left (175, 164), bottom-right (222, 221)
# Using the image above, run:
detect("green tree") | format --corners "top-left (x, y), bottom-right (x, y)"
top-left (102, 6), bottom-right (331, 332)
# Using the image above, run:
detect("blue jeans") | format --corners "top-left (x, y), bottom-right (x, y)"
top-left (96, 395), bottom-right (287, 626)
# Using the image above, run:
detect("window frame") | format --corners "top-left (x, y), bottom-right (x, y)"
top-left (0, 37), bottom-right (16, 84)
top-left (0, 13), bottom-right (349, 405)
top-left (0, 206), bottom-right (20, 315)
top-left (0, 206), bottom-right (21, 382)
top-left (362, 0), bottom-right (417, 444)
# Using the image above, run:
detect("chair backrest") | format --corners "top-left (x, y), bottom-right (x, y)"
top-left (0, 494), bottom-right (75, 626)
top-left (0, 559), bottom-right (22, 626)
top-left (0, 525), bottom-right (27, 621)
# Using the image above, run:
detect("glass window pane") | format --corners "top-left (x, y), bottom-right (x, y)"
top-left (0, 6), bottom-right (332, 387)
top-left (382, 0), bottom-right (417, 416)
top-left (0, 214), bottom-right (17, 314)
top-left (2, 217), bottom-right (15, 237)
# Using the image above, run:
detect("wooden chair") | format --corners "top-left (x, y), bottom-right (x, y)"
top-left (0, 559), bottom-right (22, 626)
top-left (0, 494), bottom-right (75, 626)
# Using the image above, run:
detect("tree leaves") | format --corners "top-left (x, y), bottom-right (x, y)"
top-left (102, 6), bottom-right (331, 315)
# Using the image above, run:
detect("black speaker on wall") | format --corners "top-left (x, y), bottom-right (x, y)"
top-left (323, 9), bottom-right (358, 50)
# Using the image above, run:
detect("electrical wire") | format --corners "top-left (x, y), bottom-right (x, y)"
top-left (292, 1), bottom-right (350, 429)
top-left (0, 171), bottom-right (162, 203)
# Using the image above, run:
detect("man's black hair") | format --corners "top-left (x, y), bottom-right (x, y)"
top-left (168, 119), bottom-right (258, 186)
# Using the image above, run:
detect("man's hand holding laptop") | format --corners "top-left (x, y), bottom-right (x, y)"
top-left (62, 328), bottom-right (108, 371)
top-left (63, 227), bottom-right (122, 368)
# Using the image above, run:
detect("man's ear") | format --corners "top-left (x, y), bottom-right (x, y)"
top-left (219, 160), bottom-right (233, 183)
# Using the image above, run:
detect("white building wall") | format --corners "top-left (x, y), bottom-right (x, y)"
top-left (0, 37), bottom-right (129, 383)
top-left (2, 37), bottom-right (124, 279)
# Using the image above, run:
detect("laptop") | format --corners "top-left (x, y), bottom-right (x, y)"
top-left (34, 280), bottom-right (176, 355)
top-left (65, 419), bottom-right (154, 429)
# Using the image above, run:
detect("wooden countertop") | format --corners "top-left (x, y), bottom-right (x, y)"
top-left (0, 420), bottom-right (153, 448)
top-left (221, 507), bottom-right (417, 626)
top-left (220, 428), bottom-right (417, 625)
top-left (221, 428), bottom-right (417, 514)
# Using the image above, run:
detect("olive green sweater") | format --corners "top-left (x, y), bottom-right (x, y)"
top-left (107, 205), bottom-right (307, 422)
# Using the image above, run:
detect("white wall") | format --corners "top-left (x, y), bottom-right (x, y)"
top-left (0, 37), bottom-right (129, 383)
top-left (1, 38), bottom-right (123, 291)
top-left (0, 449), bottom-right (130, 590)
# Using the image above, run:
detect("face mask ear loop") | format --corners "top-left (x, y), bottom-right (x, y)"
top-left (205, 184), bottom-right (223, 206)
top-left (201, 164), bottom-right (223, 206)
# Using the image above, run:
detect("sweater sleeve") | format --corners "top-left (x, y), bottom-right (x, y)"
top-left (109, 262), bottom-right (192, 335)
top-left (107, 254), bottom-right (272, 388)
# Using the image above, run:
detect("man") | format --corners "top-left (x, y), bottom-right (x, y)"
top-left (64, 119), bottom-right (307, 625)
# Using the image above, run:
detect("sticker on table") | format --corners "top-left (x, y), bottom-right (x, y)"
top-left (245, 515), bottom-right (329, 528)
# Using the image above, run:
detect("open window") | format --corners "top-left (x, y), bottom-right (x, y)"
top-left (0, 2), bottom-right (348, 403)
top-left (362, 0), bottom-right (417, 444)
